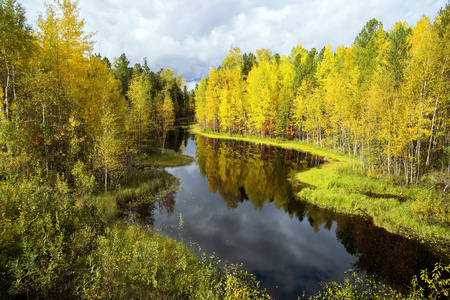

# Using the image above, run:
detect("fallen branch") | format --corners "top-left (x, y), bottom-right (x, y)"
top-left (444, 180), bottom-right (450, 194)
top-left (355, 208), bottom-right (372, 221)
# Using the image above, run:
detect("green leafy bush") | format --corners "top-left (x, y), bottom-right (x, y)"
top-left (309, 264), bottom-right (450, 300)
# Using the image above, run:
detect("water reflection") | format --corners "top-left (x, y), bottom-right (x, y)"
top-left (334, 216), bottom-right (447, 293)
top-left (164, 118), bottom-right (192, 153)
top-left (191, 135), bottom-right (448, 296)
top-left (139, 130), bottom-right (450, 298)
top-left (124, 191), bottom-right (176, 228)
top-left (195, 135), bottom-right (324, 210)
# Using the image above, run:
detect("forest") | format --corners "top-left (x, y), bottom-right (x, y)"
top-left (195, 7), bottom-right (450, 186)
top-left (2, 0), bottom-right (450, 298)
top-left (0, 0), bottom-right (195, 191)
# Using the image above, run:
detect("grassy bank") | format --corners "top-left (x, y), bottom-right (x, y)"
top-left (191, 125), bottom-right (347, 162)
top-left (191, 125), bottom-right (450, 254)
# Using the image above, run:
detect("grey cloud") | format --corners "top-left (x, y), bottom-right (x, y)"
top-left (21, 0), bottom-right (446, 88)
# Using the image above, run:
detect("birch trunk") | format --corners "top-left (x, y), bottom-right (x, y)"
top-left (425, 55), bottom-right (448, 168)
top-left (161, 130), bottom-right (167, 155)
top-left (4, 57), bottom-right (10, 120)
top-left (42, 104), bottom-right (49, 178)
top-left (104, 159), bottom-right (108, 193)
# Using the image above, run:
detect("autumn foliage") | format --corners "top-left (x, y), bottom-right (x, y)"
top-left (0, 0), bottom-right (194, 191)
top-left (196, 9), bottom-right (450, 184)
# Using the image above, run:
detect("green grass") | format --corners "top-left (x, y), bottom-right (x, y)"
top-left (192, 125), bottom-right (450, 254)
top-left (77, 220), bottom-right (271, 299)
top-left (137, 147), bottom-right (193, 168)
top-left (94, 168), bottom-right (178, 224)
top-left (296, 162), bottom-right (450, 250)
top-left (145, 152), bottom-right (193, 167)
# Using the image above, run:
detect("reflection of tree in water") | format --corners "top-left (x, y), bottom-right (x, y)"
top-left (127, 191), bottom-right (176, 228)
top-left (194, 135), bottom-right (448, 292)
top-left (165, 122), bottom-right (191, 152)
top-left (195, 135), bottom-right (323, 210)
top-left (335, 216), bottom-right (448, 292)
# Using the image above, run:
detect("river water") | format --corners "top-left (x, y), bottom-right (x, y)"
top-left (151, 130), bottom-right (446, 299)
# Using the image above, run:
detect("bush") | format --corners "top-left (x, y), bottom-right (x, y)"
top-left (411, 196), bottom-right (450, 227)
top-left (0, 175), bottom-right (105, 299)
top-left (309, 264), bottom-right (450, 300)
top-left (77, 224), bottom-right (218, 299)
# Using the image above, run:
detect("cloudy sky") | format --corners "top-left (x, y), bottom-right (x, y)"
top-left (20, 0), bottom-right (446, 89)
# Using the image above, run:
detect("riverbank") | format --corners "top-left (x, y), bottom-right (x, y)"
top-left (91, 152), bottom-right (272, 299)
top-left (191, 125), bottom-right (450, 255)
top-left (0, 150), bottom-right (268, 299)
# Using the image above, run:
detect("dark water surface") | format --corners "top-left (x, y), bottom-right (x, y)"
top-left (150, 130), bottom-right (446, 299)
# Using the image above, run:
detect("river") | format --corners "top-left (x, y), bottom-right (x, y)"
top-left (150, 128), bottom-right (447, 299)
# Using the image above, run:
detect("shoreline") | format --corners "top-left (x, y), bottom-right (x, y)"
top-left (190, 125), bottom-right (450, 256)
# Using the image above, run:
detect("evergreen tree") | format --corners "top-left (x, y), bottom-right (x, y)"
top-left (113, 53), bottom-right (133, 97)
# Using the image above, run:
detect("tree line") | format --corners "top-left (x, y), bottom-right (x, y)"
top-left (195, 7), bottom-right (450, 184)
top-left (0, 0), bottom-right (194, 191)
